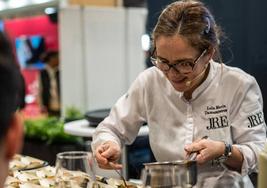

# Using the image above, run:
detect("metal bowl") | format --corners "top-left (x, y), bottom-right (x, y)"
top-left (143, 160), bottom-right (197, 187)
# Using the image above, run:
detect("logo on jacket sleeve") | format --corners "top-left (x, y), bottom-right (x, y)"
top-left (247, 111), bottom-right (264, 128)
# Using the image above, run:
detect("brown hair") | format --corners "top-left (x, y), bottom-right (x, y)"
top-left (0, 31), bottom-right (21, 139)
top-left (152, 0), bottom-right (223, 63)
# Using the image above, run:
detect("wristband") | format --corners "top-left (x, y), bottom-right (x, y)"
top-left (214, 142), bottom-right (232, 164)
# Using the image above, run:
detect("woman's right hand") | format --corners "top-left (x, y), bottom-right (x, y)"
top-left (95, 141), bottom-right (122, 169)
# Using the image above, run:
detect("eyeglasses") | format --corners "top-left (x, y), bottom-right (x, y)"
top-left (150, 49), bottom-right (207, 73)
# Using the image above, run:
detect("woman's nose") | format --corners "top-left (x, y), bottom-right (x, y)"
top-left (168, 66), bottom-right (180, 76)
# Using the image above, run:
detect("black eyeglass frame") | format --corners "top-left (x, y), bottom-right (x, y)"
top-left (150, 48), bottom-right (207, 73)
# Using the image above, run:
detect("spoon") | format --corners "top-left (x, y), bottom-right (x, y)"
top-left (108, 162), bottom-right (127, 187)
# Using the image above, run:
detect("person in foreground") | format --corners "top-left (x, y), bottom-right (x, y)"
top-left (0, 31), bottom-right (24, 187)
top-left (92, 0), bottom-right (266, 185)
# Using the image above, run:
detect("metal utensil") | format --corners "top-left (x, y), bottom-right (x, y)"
top-left (142, 136), bottom-right (208, 187)
top-left (144, 160), bottom-right (197, 187)
top-left (187, 135), bottom-right (209, 161)
top-left (109, 162), bottom-right (127, 187)
top-left (187, 152), bottom-right (198, 161)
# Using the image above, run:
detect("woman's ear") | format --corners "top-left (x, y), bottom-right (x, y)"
top-left (208, 47), bottom-right (215, 61)
top-left (5, 112), bottom-right (24, 160)
top-left (206, 47), bottom-right (215, 62)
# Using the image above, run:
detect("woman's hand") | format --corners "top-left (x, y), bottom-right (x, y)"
top-left (184, 139), bottom-right (225, 164)
top-left (95, 141), bottom-right (122, 169)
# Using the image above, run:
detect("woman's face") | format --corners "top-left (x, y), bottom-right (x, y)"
top-left (155, 35), bottom-right (209, 92)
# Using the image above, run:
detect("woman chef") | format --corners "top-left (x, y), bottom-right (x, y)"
top-left (92, 0), bottom-right (266, 185)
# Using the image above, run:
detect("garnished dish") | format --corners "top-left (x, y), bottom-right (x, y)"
top-left (97, 176), bottom-right (140, 188)
top-left (6, 155), bottom-right (141, 188)
top-left (9, 154), bottom-right (48, 172)
top-left (5, 166), bottom-right (55, 188)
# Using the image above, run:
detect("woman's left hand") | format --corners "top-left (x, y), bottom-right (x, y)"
top-left (184, 139), bottom-right (225, 164)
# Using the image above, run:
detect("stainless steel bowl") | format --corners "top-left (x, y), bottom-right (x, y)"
top-left (143, 160), bottom-right (197, 187)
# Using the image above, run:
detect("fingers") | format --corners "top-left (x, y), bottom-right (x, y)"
top-left (98, 161), bottom-right (123, 169)
top-left (184, 139), bottom-right (208, 163)
top-left (94, 141), bottom-right (121, 169)
top-left (95, 148), bottom-right (108, 166)
top-left (96, 156), bottom-right (123, 169)
top-left (184, 139), bottom-right (225, 165)
top-left (184, 141), bottom-right (206, 153)
top-left (109, 161), bottom-right (123, 169)
top-left (195, 149), bottom-right (209, 164)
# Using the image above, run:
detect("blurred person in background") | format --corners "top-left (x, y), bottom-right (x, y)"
top-left (0, 31), bottom-right (24, 187)
top-left (92, 0), bottom-right (266, 186)
top-left (39, 51), bottom-right (60, 117)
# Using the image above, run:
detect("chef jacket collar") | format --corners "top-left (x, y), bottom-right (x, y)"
top-left (181, 59), bottom-right (219, 101)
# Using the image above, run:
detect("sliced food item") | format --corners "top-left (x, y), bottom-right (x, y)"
top-left (9, 160), bottom-right (26, 171)
top-left (39, 178), bottom-right (55, 187)
top-left (4, 176), bottom-right (20, 187)
top-left (19, 183), bottom-right (42, 188)
top-left (35, 166), bottom-right (55, 178)
top-left (9, 154), bottom-right (48, 171)
top-left (13, 171), bottom-right (38, 182)
top-left (106, 178), bottom-right (140, 188)
top-left (20, 156), bottom-right (47, 170)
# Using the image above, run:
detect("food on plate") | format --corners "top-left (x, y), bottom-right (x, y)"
top-left (6, 156), bottom-right (141, 188)
top-left (38, 178), bottom-right (54, 187)
top-left (5, 166), bottom-right (55, 188)
top-left (35, 166), bottom-right (55, 178)
top-left (13, 170), bottom-right (39, 183)
top-left (9, 154), bottom-right (47, 172)
top-left (8, 161), bottom-right (25, 172)
top-left (19, 183), bottom-right (42, 188)
top-left (106, 178), bottom-right (140, 188)
top-left (4, 176), bottom-right (20, 187)
top-left (55, 168), bottom-right (90, 188)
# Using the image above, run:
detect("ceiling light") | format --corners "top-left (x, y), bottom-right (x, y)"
top-left (45, 7), bottom-right (56, 14)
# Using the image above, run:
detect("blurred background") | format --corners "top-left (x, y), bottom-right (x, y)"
top-left (1, 0), bottom-right (267, 180)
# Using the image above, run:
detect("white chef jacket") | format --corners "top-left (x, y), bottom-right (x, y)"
top-left (92, 60), bottom-right (267, 177)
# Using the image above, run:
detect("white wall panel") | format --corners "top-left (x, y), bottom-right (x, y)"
top-left (83, 7), bottom-right (126, 110)
top-left (60, 7), bottom-right (147, 113)
top-left (59, 6), bottom-right (86, 113)
top-left (126, 8), bottom-right (147, 85)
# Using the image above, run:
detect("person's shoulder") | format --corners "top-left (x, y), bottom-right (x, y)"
top-left (132, 67), bottom-right (164, 88)
top-left (139, 66), bottom-right (164, 80)
top-left (220, 63), bottom-right (256, 85)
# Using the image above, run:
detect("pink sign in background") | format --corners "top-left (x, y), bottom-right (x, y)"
top-left (4, 15), bottom-right (59, 117)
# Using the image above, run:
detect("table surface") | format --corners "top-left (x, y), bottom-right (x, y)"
top-left (64, 119), bottom-right (149, 138)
